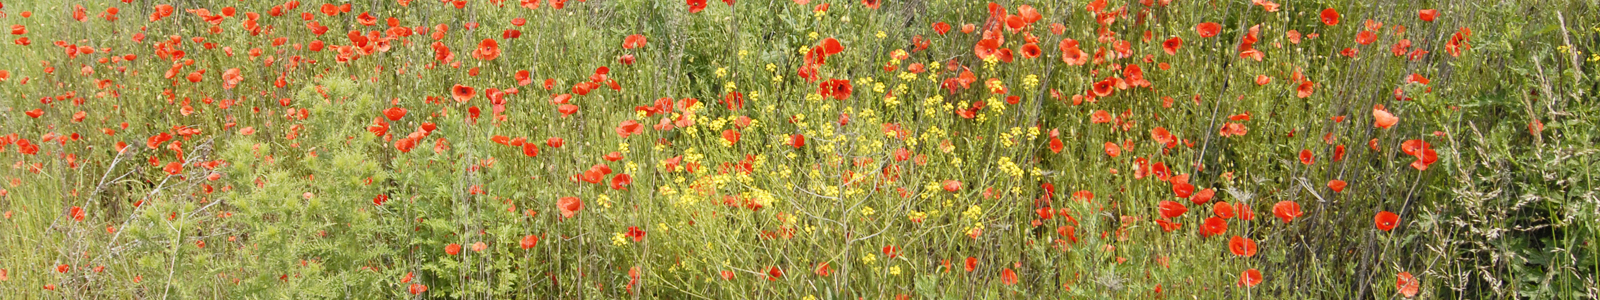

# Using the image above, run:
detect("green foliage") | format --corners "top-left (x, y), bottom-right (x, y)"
top-left (0, 0), bottom-right (1596, 299)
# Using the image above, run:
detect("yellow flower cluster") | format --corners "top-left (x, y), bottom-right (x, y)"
top-left (998, 157), bottom-right (1024, 178)
top-left (963, 204), bottom-right (983, 220)
top-left (907, 210), bottom-right (927, 222)
top-left (611, 232), bottom-right (629, 246)
top-left (925, 94), bottom-right (948, 111)
top-left (897, 71), bottom-right (918, 82)
top-left (749, 188), bottom-right (778, 206)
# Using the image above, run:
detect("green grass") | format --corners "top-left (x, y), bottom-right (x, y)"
top-left (0, 0), bottom-right (1596, 298)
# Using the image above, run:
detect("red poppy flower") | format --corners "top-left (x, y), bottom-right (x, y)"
top-left (1059, 39), bottom-right (1086, 65)
top-left (766, 267), bottom-right (782, 281)
top-left (1297, 81), bottom-right (1315, 98)
top-left (451, 84), bottom-right (475, 102)
top-left (687, 0), bottom-right (707, 13)
top-left (558, 197), bottom-right (583, 219)
top-left (1327, 180), bottom-right (1348, 193)
top-left (146, 132), bottom-right (173, 149)
top-left (626, 226), bottom-right (646, 242)
top-left (472, 38), bottom-right (500, 60)
top-left (513, 70), bottom-right (534, 86)
top-left (522, 143), bottom-right (539, 157)
top-left (622, 34), bottom-right (648, 49)
top-left (610, 174), bottom-right (632, 190)
top-left (616, 120), bottom-right (643, 138)
top-left (1237, 269), bottom-right (1263, 287)
top-left (1252, 0), bottom-right (1280, 11)
top-left (1162, 37), bottom-right (1182, 55)
top-left (1158, 201), bottom-right (1188, 219)
top-left (1400, 139), bottom-right (1439, 170)
top-left (932, 22), bottom-right (951, 35)
top-left (789, 134), bottom-right (806, 148)
top-left (1000, 268), bottom-right (1018, 285)
top-left (373, 194), bottom-right (389, 206)
top-left (221, 68), bottom-right (242, 90)
top-left (1019, 43), bottom-right (1041, 59)
top-left (395, 136), bottom-right (419, 153)
top-left (1397, 272), bottom-right (1420, 297)
top-left (882, 245), bottom-right (899, 258)
top-left (383, 107), bottom-right (407, 121)
top-left (164, 162), bottom-right (183, 175)
top-left (1101, 141), bottom-right (1122, 157)
top-left (367, 118), bottom-right (390, 137)
top-left (1401, 140), bottom-right (1429, 156)
top-left (1155, 218), bottom-right (1183, 232)
top-left (408, 283), bottom-right (428, 295)
top-left (1320, 8), bottom-right (1340, 26)
top-left (964, 257), bottom-right (978, 272)
top-left (1190, 188), bottom-right (1215, 204)
top-left (721, 129), bottom-right (740, 145)
top-left (1299, 149), bottom-right (1315, 165)
top-left (1418, 9), bottom-right (1438, 22)
top-left (1172, 182), bottom-right (1195, 199)
top-left (1237, 202), bottom-right (1257, 222)
top-left (185, 70), bottom-right (204, 83)
top-left (933, 180), bottom-right (962, 194)
top-left (21, 108), bottom-right (44, 120)
top-left (558, 104), bottom-right (579, 117)
top-left (520, 234), bottom-right (539, 249)
top-left (1200, 217), bottom-right (1228, 237)
top-left (1228, 236), bottom-right (1258, 257)
top-left (1374, 105), bottom-right (1399, 129)
top-left (1374, 211), bottom-right (1399, 231)
top-left (1341, 47), bottom-right (1360, 57)
top-left (1219, 123), bottom-right (1249, 137)
top-left (814, 262), bottom-right (832, 277)
top-left (1195, 22), bottom-right (1221, 38)
top-left (1392, 39), bottom-right (1413, 57)
top-left (1091, 79), bottom-right (1115, 97)
top-left (818, 79), bottom-right (852, 100)
top-left (1089, 110), bottom-right (1113, 123)
top-left (445, 243), bottom-right (461, 255)
top-left (1213, 201), bottom-right (1236, 219)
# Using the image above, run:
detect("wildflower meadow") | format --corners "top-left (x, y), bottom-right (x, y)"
top-left (0, 0), bottom-right (1597, 298)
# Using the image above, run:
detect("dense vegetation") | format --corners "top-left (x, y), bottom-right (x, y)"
top-left (1, 0), bottom-right (1596, 298)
